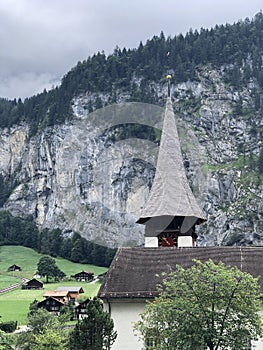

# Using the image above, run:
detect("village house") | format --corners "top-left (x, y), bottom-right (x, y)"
top-left (74, 298), bottom-right (90, 319)
top-left (43, 290), bottom-right (70, 304)
top-left (72, 271), bottom-right (94, 282)
top-left (37, 296), bottom-right (65, 314)
top-left (38, 286), bottom-right (84, 315)
top-left (22, 278), bottom-right (43, 290)
top-left (7, 264), bottom-right (21, 272)
top-left (98, 92), bottom-right (263, 350)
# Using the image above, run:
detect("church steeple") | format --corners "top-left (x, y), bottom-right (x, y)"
top-left (137, 78), bottom-right (206, 247)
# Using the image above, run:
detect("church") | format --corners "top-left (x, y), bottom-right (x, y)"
top-left (98, 83), bottom-right (263, 349)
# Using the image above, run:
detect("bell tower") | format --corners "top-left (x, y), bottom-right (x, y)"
top-left (136, 76), bottom-right (206, 247)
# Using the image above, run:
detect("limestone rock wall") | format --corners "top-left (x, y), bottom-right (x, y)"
top-left (0, 67), bottom-right (262, 247)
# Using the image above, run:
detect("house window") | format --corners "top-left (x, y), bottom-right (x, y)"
top-left (50, 306), bottom-right (59, 311)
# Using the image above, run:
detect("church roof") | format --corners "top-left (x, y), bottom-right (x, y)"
top-left (98, 247), bottom-right (263, 299)
top-left (137, 97), bottom-right (206, 227)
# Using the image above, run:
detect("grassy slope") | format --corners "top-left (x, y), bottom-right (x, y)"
top-left (0, 245), bottom-right (108, 324)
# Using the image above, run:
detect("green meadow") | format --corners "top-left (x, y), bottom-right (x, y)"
top-left (0, 245), bottom-right (108, 325)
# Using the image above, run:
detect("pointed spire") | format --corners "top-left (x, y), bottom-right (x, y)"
top-left (137, 97), bottom-right (206, 230)
top-left (166, 74), bottom-right (172, 97)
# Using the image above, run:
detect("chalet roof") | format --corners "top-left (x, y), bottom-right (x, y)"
top-left (8, 264), bottom-right (21, 270)
top-left (44, 290), bottom-right (69, 298)
top-left (77, 298), bottom-right (90, 305)
top-left (75, 298), bottom-right (91, 309)
top-left (73, 271), bottom-right (94, 276)
top-left (38, 296), bottom-right (65, 307)
top-left (98, 247), bottom-right (263, 299)
top-left (55, 286), bottom-right (84, 293)
top-left (24, 278), bottom-right (43, 286)
top-left (136, 97), bottom-right (206, 228)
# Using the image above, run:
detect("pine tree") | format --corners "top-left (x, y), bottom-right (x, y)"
top-left (69, 298), bottom-right (117, 350)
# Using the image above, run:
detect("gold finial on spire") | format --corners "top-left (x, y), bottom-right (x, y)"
top-left (166, 74), bottom-right (172, 97)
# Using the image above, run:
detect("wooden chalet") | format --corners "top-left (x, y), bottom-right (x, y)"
top-left (37, 296), bottom-right (65, 314)
top-left (72, 271), bottom-right (94, 282)
top-left (75, 298), bottom-right (90, 319)
top-left (7, 264), bottom-right (21, 272)
top-left (43, 290), bottom-right (70, 303)
top-left (22, 278), bottom-right (43, 290)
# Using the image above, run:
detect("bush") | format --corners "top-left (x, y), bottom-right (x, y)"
top-left (0, 320), bottom-right (17, 333)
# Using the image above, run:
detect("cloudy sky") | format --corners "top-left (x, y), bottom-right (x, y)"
top-left (0, 0), bottom-right (262, 100)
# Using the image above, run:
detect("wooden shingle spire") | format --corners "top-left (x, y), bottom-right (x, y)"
top-left (137, 94), bottom-right (206, 240)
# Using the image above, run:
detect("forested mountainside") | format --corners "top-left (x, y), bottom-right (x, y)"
top-left (1, 12), bottom-right (263, 131)
top-left (0, 211), bottom-right (115, 266)
top-left (0, 13), bottom-right (262, 247)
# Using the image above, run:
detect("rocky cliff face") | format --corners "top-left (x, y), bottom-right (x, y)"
top-left (1, 67), bottom-right (262, 247)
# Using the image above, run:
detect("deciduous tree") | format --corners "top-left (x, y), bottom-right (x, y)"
top-left (37, 255), bottom-right (65, 283)
top-left (135, 259), bottom-right (263, 350)
top-left (16, 308), bottom-right (68, 350)
top-left (31, 328), bottom-right (68, 350)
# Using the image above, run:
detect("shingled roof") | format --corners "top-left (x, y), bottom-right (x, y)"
top-left (98, 247), bottom-right (263, 299)
top-left (136, 98), bottom-right (206, 228)
top-left (43, 290), bottom-right (69, 298)
top-left (55, 286), bottom-right (84, 293)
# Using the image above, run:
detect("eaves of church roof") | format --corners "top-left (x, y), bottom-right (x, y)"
top-left (98, 246), bottom-right (263, 299)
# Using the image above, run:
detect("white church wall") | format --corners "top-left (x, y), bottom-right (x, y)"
top-left (145, 236), bottom-right (195, 247)
top-left (104, 299), bottom-right (145, 350)
top-left (253, 340), bottom-right (263, 349)
top-left (145, 236), bottom-right (158, 247)
top-left (103, 300), bottom-right (263, 350)
top-left (178, 235), bottom-right (194, 247)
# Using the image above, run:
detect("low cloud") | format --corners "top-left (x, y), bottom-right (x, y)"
top-left (0, 0), bottom-right (262, 99)
top-left (0, 73), bottom-right (60, 100)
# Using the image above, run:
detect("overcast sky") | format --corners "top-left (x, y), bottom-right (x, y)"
top-left (0, 0), bottom-right (262, 100)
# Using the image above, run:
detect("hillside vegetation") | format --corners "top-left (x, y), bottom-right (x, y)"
top-left (0, 245), bottom-right (107, 323)
top-left (0, 12), bottom-right (263, 130)
top-left (0, 211), bottom-right (116, 267)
